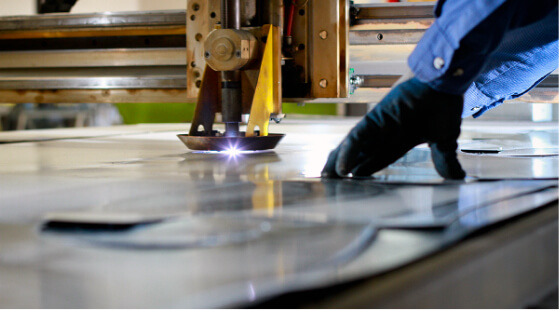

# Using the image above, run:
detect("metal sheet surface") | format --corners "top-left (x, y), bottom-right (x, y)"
top-left (0, 120), bottom-right (556, 308)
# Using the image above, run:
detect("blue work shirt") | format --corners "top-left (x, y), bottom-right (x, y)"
top-left (408, 0), bottom-right (558, 118)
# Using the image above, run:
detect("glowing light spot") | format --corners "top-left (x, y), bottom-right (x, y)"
top-left (192, 149), bottom-right (272, 155)
top-left (225, 147), bottom-right (241, 157)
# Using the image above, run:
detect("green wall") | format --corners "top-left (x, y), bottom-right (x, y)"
top-left (115, 103), bottom-right (337, 124)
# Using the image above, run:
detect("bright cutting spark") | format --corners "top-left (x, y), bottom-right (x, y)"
top-left (192, 149), bottom-right (270, 155)
top-left (225, 147), bottom-right (241, 157)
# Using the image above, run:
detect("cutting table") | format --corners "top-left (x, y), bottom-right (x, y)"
top-left (0, 118), bottom-right (556, 308)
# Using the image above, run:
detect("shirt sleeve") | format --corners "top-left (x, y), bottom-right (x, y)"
top-left (462, 5), bottom-right (558, 118)
top-left (408, 0), bottom-right (557, 95)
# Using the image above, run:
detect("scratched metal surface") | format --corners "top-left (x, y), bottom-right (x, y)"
top-left (0, 119), bottom-right (556, 308)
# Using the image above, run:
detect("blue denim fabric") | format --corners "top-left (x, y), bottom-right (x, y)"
top-left (464, 6), bottom-right (558, 118)
top-left (408, 0), bottom-right (558, 117)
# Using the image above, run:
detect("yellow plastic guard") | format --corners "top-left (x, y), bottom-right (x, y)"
top-left (246, 25), bottom-right (279, 137)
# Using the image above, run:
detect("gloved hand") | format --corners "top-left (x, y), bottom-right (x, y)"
top-left (322, 77), bottom-right (466, 180)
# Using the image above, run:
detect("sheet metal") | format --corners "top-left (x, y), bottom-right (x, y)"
top-left (0, 120), bottom-right (556, 308)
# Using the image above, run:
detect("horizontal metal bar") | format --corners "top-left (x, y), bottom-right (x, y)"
top-left (0, 35), bottom-right (186, 52)
top-left (361, 75), bottom-right (399, 88)
top-left (358, 74), bottom-right (559, 90)
top-left (300, 87), bottom-right (558, 105)
top-left (0, 10), bottom-right (187, 31)
top-left (352, 18), bottom-right (433, 28)
top-left (0, 65), bottom-right (187, 90)
top-left (0, 48), bottom-right (187, 68)
top-left (0, 86), bottom-right (554, 105)
top-left (0, 72), bottom-right (554, 100)
top-left (0, 8), bottom-right (430, 43)
top-left (0, 4), bottom-right (432, 36)
top-left (0, 6), bottom-right (431, 32)
top-left (350, 29), bottom-right (425, 45)
top-left (359, 74), bottom-right (559, 90)
top-left (0, 77), bottom-right (186, 90)
top-left (0, 89), bottom-right (190, 104)
top-left (355, 3), bottom-right (435, 20)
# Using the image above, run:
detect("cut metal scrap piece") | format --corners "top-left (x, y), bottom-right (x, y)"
top-left (177, 133), bottom-right (285, 151)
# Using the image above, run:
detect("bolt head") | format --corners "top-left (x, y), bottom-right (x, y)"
top-left (319, 30), bottom-right (328, 40)
top-left (319, 79), bottom-right (328, 88)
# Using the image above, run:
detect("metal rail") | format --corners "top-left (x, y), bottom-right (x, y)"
top-left (354, 3), bottom-right (435, 20)
top-left (0, 77), bottom-right (186, 90)
top-left (0, 10), bottom-right (187, 31)
top-left (350, 29), bottom-right (425, 45)
top-left (0, 3), bottom-right (433, 31)
top-left (0, 48), bottom-right (186, 68)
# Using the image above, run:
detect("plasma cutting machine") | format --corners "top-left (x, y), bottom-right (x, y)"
top-left (178, 0), bottom-right (350, 151)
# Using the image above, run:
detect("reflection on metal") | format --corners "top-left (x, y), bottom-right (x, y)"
top-left (457, 188), bottom-right (558, 228)
top-left (248, 165), bottom-right (283, 216)
top-left (485, 148), bottom-right (559, 158)
top-left (262, 179), bottom-right (557, 230)
top-left (49, 216), bottom-right (278, 249)
top-left (364, 175), bottom-right (478, 185)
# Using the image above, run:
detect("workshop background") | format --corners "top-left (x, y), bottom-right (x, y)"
top-left (9, 0), bottom-right (556, 131)
top-left (0, 0), bottom-right (555, 131)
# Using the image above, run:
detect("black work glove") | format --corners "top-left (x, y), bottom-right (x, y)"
top-left (322, 77), bottom-right (466, 180)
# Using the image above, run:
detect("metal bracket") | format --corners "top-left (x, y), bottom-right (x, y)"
top-left (189, 65), bottom-right (220, 136)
